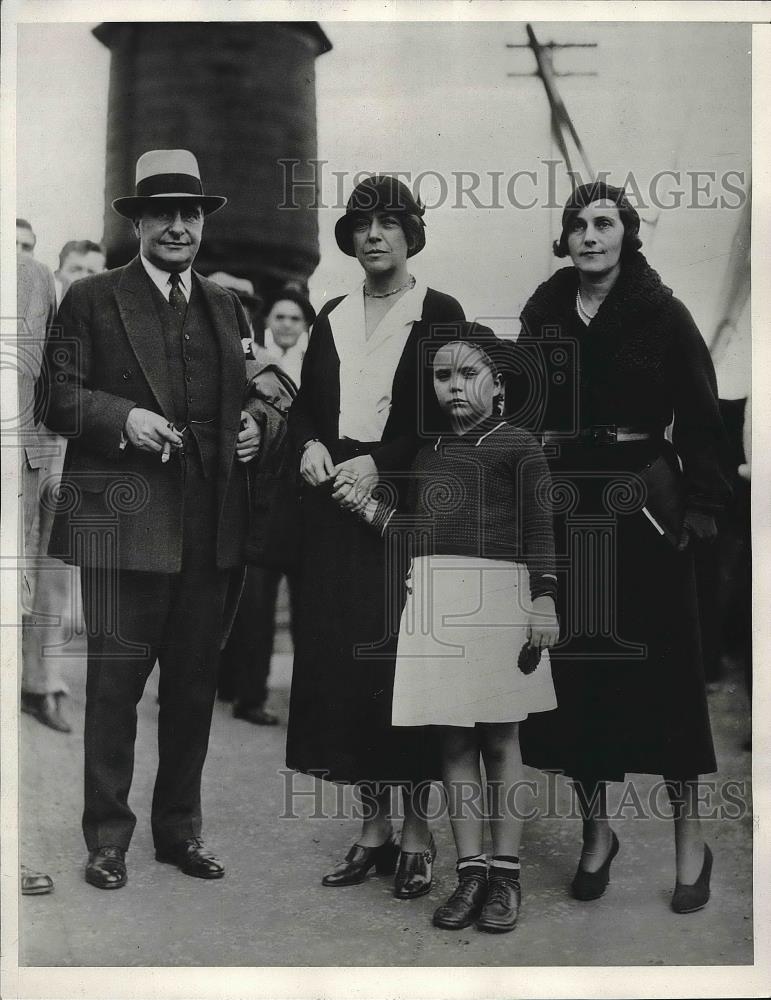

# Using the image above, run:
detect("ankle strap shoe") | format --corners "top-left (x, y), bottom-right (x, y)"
top-left (394, 834), bottom-right (437, 900)
top-left (322, 832), bottom-right (399, 887)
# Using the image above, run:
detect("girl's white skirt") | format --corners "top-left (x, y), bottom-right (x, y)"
top-left (392, 555), bottom-right (558, 728)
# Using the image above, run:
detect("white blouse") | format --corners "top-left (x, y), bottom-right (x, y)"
top-left (330, 279), bottom-right (427, 443)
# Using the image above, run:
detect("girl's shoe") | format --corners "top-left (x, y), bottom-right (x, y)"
top-left (432, 874), bottom-right (488, 930)
top-left (393, 834), bottom-right (437, 899)
top-left (671, 843), bottom-right (713, 913)
top-left (321, 833), bottom-right (399, 887)
top-left (570, 830), bottom-right (619, 901)
top-left (476, 876), bottom-right (521, 933)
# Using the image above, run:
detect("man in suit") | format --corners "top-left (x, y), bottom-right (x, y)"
top-left (44, 149), bottom-right (260, 890)
top-left (17, 254), bottom-right (61, 895)
top-left (18, 254), bottom-right (73, 735)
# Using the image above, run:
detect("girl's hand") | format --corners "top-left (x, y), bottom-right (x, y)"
top-left (300, 440), bottom-right (334, 485)
top-left (528, 595), bottom-right (560, 650)
top-left (331, 455), bottom-right (379, 511)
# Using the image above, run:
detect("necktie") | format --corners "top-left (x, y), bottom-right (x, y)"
top-left (168, 272), bottom-right (187, 316)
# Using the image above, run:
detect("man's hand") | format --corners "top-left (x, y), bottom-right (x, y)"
top-left (300, 440), bottom-right (335, 486)
top-left (331, 455), bottom-right (379, 510)
top-left (236, 411), bottom-right (261, 463)
top-left (124, 408), bottom-right (183, 456)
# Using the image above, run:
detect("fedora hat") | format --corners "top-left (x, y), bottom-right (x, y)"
top-left (334, 175), bottom-right (426, 257)
top-left (112, 149), bottom-right (227, 219)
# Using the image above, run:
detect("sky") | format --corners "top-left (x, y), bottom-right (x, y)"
top-left (15, 17), bottom-right (751, 393)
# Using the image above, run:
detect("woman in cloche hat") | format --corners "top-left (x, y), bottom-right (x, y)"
top-left (286, 175), bottom-right (466, 901)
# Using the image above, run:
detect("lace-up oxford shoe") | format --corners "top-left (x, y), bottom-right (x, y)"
top-left (476, 876), bottom-right (521, 933)
top-left (155, 837), bottom-right (224, 879)
top-left (432, 874), bottom-right (488, 930)
top-left (85, 846), bottom-right (127, 890)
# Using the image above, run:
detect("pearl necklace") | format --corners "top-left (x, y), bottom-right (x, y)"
top-left (364, 275), bottom-right (416, 298)
top-left (576, 287), bottom-right (599, 322)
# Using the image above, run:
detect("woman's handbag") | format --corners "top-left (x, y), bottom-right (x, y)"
top-left (638, 452), bottom-right (685, 548)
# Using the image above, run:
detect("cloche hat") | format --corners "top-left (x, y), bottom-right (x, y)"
top-left (112, 149), bottom-right (227, 219)
top-left (334, 175), bottom-right (426, 257)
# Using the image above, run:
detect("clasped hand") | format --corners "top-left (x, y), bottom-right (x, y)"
top-left (299, 443), bottom-right (378, 511)
top-left (330, 455), bottom-right (379, 511)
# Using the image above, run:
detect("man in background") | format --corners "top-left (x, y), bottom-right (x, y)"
top-left (53, 239), bottom-right (106, 305)
top-left (17, 252), bottom-right (66, 895)
top-left (17, 218), bottom-right (36, 256)
top-left (18, 245), bottom-right (73, 735)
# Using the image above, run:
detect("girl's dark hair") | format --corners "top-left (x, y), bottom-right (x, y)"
top-left (553, 181), bottom-right (642, 259)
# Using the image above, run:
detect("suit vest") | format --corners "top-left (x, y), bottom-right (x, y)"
top-left (148, 276), bottom-right (221, 477)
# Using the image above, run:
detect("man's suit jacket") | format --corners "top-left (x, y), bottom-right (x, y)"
top-left (17, 256), bottom-right (61, 471)
top-left (44, 256), bottom-right (251, 573)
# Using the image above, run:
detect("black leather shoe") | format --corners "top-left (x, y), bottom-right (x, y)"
top-left (233, 703), bottom-right (279, 726)
top-left (394, 834), bottom-right (437, 899)
top-left (570, 830), bottom-right (619, 901)
top-left (21, 865), bottom-right (54, 895)
top-left (85, 846), bottom-right (127, 890)
top-left (432, 874), bottom-right (487, 929)
top-left (671, 843), bottom-right (712, 913)
top-left (477, 876), bottom-right (521, 933)
top-left (322, 833), bottom-right (399, 886)
top-left (155, 837), bottom-right (225, 879)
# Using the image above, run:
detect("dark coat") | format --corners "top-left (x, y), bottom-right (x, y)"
top-left (45, 256), bottom-right (251, 573)
top-left (516, 251), bottom-right (731, 514)
top-left (517, 253), bottom-right (728, 780)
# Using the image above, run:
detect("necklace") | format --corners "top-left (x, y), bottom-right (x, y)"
top-left (364, 275), bottom-right (416, 299)
top-left (576, 287), bottom-right (599, 322)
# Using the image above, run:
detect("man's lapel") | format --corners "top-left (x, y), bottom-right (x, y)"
top-left (114, 257), bottom-right (175, 419)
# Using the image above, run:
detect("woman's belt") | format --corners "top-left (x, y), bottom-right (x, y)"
top-left (540, 425), bottom-right (658, 447)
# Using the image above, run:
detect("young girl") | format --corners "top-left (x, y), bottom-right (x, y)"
top-left (332, 324), bottom-right (559, 933)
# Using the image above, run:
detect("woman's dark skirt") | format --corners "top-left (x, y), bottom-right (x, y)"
top-left (286, 439), bottom-right (439, 785)
top-left (520, 439), bottom-right (717, 782)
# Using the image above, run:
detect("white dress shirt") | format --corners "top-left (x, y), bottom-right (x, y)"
top-left (140, 254), bottom-right (192, 303)
top-left (331, 279), bottom-right (427, 443)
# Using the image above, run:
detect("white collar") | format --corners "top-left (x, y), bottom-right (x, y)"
top-left (140, 254), bottom-right (193, 301)
top-left (358, 276), bottom-right (426, 326)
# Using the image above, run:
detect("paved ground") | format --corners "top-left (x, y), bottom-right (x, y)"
top-left (19, 617), bottom-right (753, 968)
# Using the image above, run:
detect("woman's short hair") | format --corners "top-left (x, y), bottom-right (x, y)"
top-left (399, 213), bottom-right (426, 256)
top-left (553, 181), bottom-right (642, 259)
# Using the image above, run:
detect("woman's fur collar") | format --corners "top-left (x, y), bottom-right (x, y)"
top-left (521, 251), bottom-right (673, 332)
